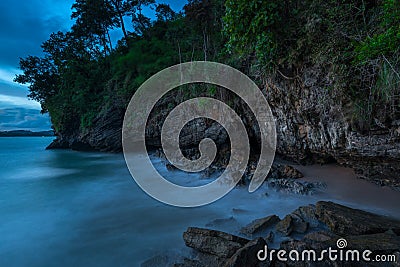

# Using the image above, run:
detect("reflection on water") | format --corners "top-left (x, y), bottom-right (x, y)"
top-left (0, 137), bottom-right (399, 266)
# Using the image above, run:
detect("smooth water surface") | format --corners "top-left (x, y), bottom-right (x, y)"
top-left (0, 137), bottom-right (399, 266)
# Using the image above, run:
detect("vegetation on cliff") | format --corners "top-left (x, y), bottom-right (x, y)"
top-left (14, 0), bottom-right (399, 134)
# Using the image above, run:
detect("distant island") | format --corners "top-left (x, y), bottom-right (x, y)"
top-left (0, 130), bottom-right (54, 137)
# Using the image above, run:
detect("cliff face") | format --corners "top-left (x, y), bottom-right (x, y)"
top-left (47, 104), bottom-right (125, 153)
top-left (47, 67), bottom-right (400, 189)
top-left (264, 67), bottom-right (400, 189)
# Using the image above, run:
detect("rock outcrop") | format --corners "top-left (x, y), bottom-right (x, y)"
top-left (264, 73), bottom-right (400, 189)
top-left (315, 201), bottom-right (400, 236)
top-left (46, 68), bottom-right (400, 189)
top-left (176, 201), bottom-right (400, 267)
top-left (47, 103), bottom-right (124, 152)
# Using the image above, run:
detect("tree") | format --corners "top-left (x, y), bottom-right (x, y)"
top-left (155, 4), bottom-right (176, 22)
top-left (14, 56), bottom-right (59, 112)
top-left (109, 0), bottom-right (129, 39)
top-left (128, 0), bottom-right (155, 36)
top-left (71, 0), bottom-right (118, 54)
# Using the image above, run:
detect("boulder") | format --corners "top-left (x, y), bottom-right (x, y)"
top-left (183, 227), bottom-right (249, 259)
top-left (240, 215), bottom-right (281, 235)
top-left (275, 215), bottom-right (294, 236)
top-left (290, 205), bottom-right (320, 228)
top-left (315, 201), bottom-right (400, 236)
top-left (275, 215), bottom-right (309, 236)
top-left (344, 232), bottom-right (400, 252)
top-left (224, 238), bottom-right (268, 267)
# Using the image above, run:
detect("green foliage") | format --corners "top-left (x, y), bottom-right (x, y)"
top-left (112, 37), bottom-right (177, 97)
top-left (224, 0), bottom-right (281, 68)
top-left (15, 0), bottom-right (399, 134)
top-left (15, 0), bottom-right (225, 132)
top-left (224, 0), bottom-right (400, 131)
top-left (355, 0), bottom-right (400, 62)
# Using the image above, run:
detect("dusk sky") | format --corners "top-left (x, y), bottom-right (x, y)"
top-left (0, 0), bottom-right (186, 131)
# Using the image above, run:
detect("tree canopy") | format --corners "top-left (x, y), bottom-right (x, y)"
top-left (15, 0), bottom-right (399, 133)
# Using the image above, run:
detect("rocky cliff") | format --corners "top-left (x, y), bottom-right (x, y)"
top-left (264, 67), bottom-right (400, 189)
top-left (47, 67), bottom-right (400, 189)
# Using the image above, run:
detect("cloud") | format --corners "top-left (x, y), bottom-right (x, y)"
top-left (0, 0), bottom-right (74, 131)
top-left (0, 107), bottom-right (51, 131)
top-left (0, 94), bottom-right (41, 110)
top-left (0, 0), bottom-right (75, 68)
top-left (0, 0), bottom-right (187, 131)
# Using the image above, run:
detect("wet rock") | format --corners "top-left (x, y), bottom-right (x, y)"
top-left (141, 255), bottom-right (169, 267)
top-left (280, 239), bottom-right (309, 254)
top-left (290, 205), bottom-right (320, 228)
top-left (267, 164), bottom-right (304, 179)
top-left (232, 208), bottom-right (249, 215)
top-left (303, 231), bottom-right (336, 243)
top-left (302, 231), bottom-right (339, 251)
top-left (275, 215), bottom-right (309, 236)
top-left (344, 232), bottom-right (400, 252)
top-left (224, 238), bottom-right (268, 267)
top-left (172, 258), bottom-right (204, 267)
top-left (281, 165), bottom-right (304, 179)
top-left (265, 231), bottom-right (274, 243)
top-left (293, 220), bottom-right (309, 234)
top-left (196, 253), bottom-right (226, 267)
top-left (275, 215), bottom-right (294, 236)
top-left (315, 201), bottom-right (400, 235)
top-left (183, 227), bottom-right (249, 259)
top-left (266, 178), bottom-right (324, 195)
top-left (240, 215), bottom-right (281, 236)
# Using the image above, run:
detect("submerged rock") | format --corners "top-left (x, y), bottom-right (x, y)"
top-left (205, 216), bottom-right (240, 229)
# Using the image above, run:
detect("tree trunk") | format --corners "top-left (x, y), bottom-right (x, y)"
top-left (119, 13), bottom-right (128, 39)
top-left (107, 29), bottom-right (113, 51)
top-left (111, 0), bottom-right (128, 39)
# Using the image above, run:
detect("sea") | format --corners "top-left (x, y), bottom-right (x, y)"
top-left (1, 137), bottom-right (399, 266)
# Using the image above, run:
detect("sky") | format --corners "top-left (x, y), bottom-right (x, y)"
top-left (0, 0), bottom-right (187, 132)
